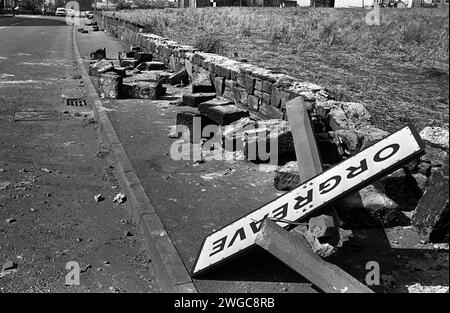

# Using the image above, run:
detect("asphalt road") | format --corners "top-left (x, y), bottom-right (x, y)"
top-left (0, 16), bottom-right (161, 292)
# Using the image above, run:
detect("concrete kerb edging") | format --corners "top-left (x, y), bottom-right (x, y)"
top-left (71, 25), bottom-right (197, 293)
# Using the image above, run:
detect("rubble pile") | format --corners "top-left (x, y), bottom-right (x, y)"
top-left (88, 47), bottom-right (171, 100)
top-left (88, 37), bottom-right (448, 244)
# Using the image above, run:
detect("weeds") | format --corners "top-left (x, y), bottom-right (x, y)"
top-left (194, 31), bottom-right (224, 54)
top-left (106, 7), bottom-right (449, 132)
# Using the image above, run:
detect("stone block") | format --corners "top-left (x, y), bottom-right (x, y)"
top-left (214, 77), bottom-right (225, 96)
top-left (98, 72), bottom-right (122, 99)
top-left (134, 52), bottom-right (153, 63)
top-left (182, 93), bottom-right (217, 107)
top-left (191, 71), bottom-right (215, 94)
top-left (176, 111), bottom-right (215, 143)
top-left (198, 103), bottom-right (249, 126)
top-left (122, 81), bottom-right (165, 99)
top-left (411, 156), bottom-right (449, 243)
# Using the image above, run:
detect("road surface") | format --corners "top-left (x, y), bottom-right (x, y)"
top-left (0, 15), bottom-right (161, 292)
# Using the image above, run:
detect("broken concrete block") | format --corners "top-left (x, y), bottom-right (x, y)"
top-left (244, 119), bottom-right (295, 161)
top-left (134, 52), bottom-right (153, 63)
top-left (182, 93), bottom-right (217, 108)
top-left (198, 103), bottom-right (249, 126)
top-left (221, 117), bottom-right (258, 152)
top-left (411, 156), bottom-right (449, 243)
top-left (122, 81), bottom-right (165, 99)
top-left (329, 129), bottom-right (364, 158)
top-left (98, 72), bottom-right (122, 99)
top-left (308, 214), bottom-right (340, 247)
top-left (168, 69), bottom-right (189, 86)
top-left (191, 71), bottom-right (215, 94)
top-left (88, 59), bottom-right (114, 77)
top-left (419, 126), bottom-right (449, 149)
top-left (136, 61), bottom-right (166, 71)
top-left (90, 48), bottom-right (106, 60)
top-left (321, 101), bottom-right (372, 131)
top-left (357, 125), bottom-right (389, 150)
top-left (176, 111), bottom-right (215, 143)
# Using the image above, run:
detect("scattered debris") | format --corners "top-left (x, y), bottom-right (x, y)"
top-left (80, 264), bottom-right (92, 273)
top-left (419, 126), bottom-right (449, 149)
top-left (407, 283), bottom-right (449, 293)
top-left (381, 274), bottom-right (397, 288)
top-left (6, 218), bottom-right (16, 224)
top-left (124, 230), bottom-right (133, 237)
top-left (94, 194), bottom-right (104, 202)
top-left (168, 125), bottom-right (179, 138)
top-left (2, 261), bottom-right (17, 272)
top-left (0, 169), bottom-right (5, 173)
top-left (0, 261), bottom-right (18, 278)
top-left (113, 193), bottom-right (126, 204)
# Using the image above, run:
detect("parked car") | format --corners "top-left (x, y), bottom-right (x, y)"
top-left (55, 7), bottom-right (66, 16)
top-left (86, 11), bottom-right (93, 19)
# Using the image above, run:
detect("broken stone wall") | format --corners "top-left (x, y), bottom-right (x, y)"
top-left (95, 13), bottom-right (334, 121)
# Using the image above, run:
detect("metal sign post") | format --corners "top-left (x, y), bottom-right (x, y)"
top-left (192, 125), bottom-right (424, 277)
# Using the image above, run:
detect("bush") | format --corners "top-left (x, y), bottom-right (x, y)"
top-left (194, 31), bottom-right (224, 54)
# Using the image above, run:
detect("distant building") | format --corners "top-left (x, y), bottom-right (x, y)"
top-left (334, 0), bottom-right (375, 7)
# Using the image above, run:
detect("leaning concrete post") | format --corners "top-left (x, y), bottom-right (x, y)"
top-left (286, 97), bottom-right (340, 252)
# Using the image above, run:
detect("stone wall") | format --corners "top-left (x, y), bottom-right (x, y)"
top-left (95, 13), bottom-right (334, 121)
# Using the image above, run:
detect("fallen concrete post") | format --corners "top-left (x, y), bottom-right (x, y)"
top-left (286, 97), bottom-right (340, 250)
top-left (255, 219), bottom-right (374, 293)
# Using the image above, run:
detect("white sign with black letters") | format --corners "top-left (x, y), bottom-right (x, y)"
top-left (192, 126), bottom-right (424, 276)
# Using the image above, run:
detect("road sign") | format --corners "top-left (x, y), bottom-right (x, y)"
top-left (192, 125), bottom-right (424, 277)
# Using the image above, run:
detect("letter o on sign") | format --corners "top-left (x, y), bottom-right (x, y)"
top-left (374, 143), bottom-right (400, 162)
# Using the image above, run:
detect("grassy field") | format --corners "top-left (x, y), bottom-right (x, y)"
top-left (107, 7), bottom-right (449, 132)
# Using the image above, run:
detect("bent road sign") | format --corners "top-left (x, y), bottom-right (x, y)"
top-left (192, 125), bottom-right (425, 277)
